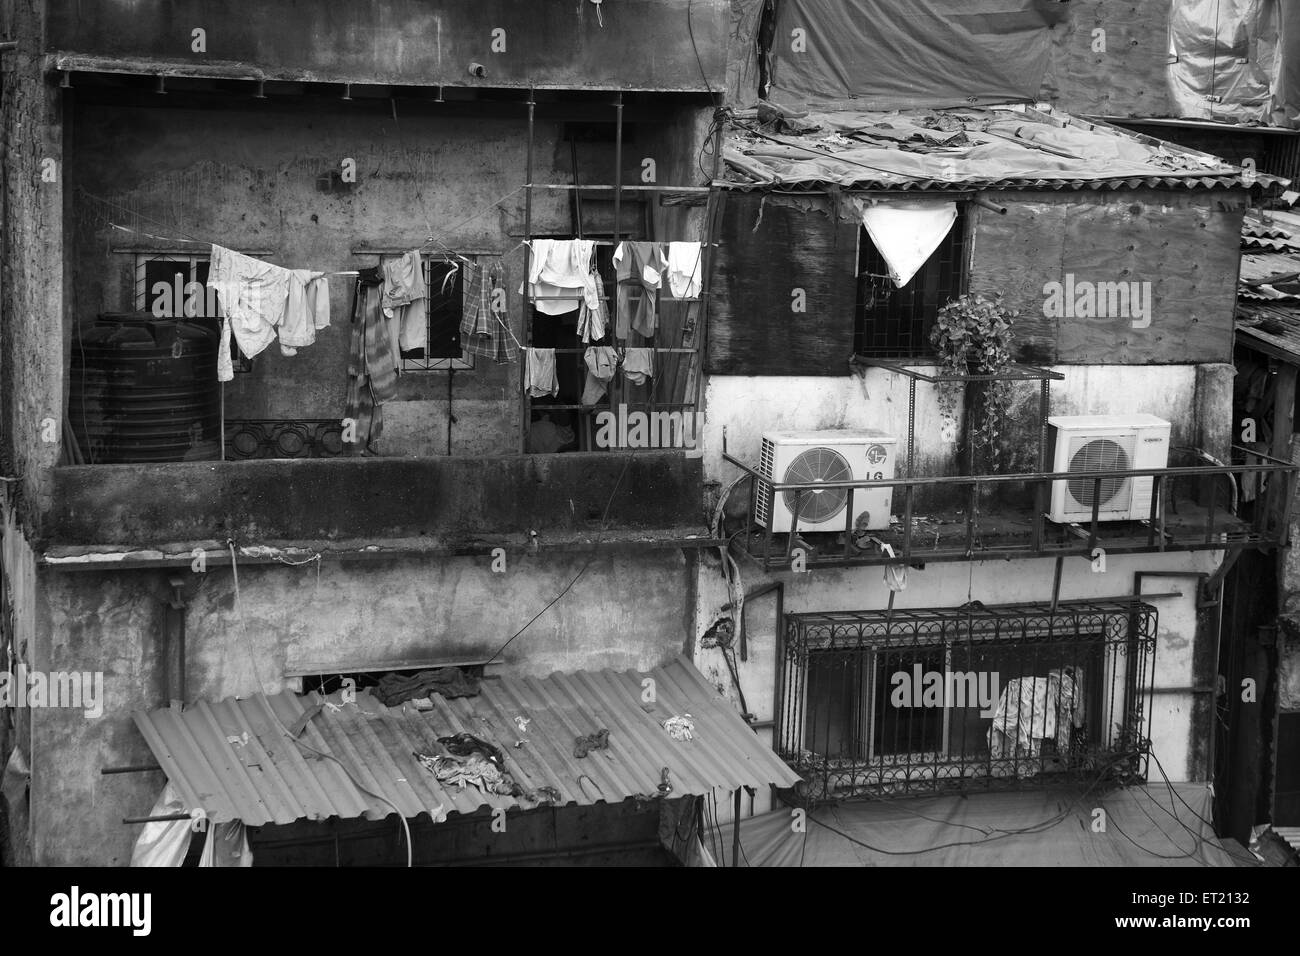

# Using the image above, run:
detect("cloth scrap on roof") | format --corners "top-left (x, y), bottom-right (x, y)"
top-left (372, 667), bottom-right (480, 707)
top-left (663, 715), bottom-right (696, 741)
top-left (417, 751), bottom-right (517, 797)
top-left (574, 728), bottom-right (610, 758)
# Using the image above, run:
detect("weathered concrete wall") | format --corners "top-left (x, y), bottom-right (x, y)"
top-left (48, 0), bottom-right (730, 91)
top-left (30, 547), bottom-right (694, 864)
top-left (1, 0), bottom-right (64, 532)
top-left (69, 97), bottom-right (711, 460)
top-left (702, 365), bottom-right (1204, 485)
top-left (0, 489), bottom-right (40, 865)
top-left (693, 548), bottom-right (1221, 819)
top-left (49, 451), bottom-right (704, 546)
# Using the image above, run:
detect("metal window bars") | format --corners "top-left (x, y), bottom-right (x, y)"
top-left (777, 600), bottom-right (1158, 800)
top-left (518, 90), bottom-right (717, 452)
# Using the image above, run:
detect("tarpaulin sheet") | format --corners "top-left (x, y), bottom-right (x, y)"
top-left (714, 784), bottom-right (1256, 866)
top-left (768, 0), bottom-right (1068, 111)
top-left (1169, 0), bottom-right (1286, 126)
top-left (725, 108), bottom-right (1238, 189)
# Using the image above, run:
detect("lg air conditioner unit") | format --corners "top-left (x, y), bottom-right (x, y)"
top-left (1046, 414), bottom-right (1171, 523)
top-left (755, 429), bottom-right (897, 533)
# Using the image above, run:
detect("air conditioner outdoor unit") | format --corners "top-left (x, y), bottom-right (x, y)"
top-left (1047, 414), bottom-right (1171, 523)
top-left (755, 429), bottom-right (897, 533)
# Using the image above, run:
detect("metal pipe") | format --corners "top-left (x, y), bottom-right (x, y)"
top-left (123, 812), bottom-right (192, 825)
top-left (732, 788), bottom-right (741, 867)
top-left (972, 194), bottom-right (1008, 215)
top-left (521, 88), bottom-right (535, 454)
top-left (101, 764), bottom-right (163, 775)
top-left (613, 93), bottom-right (624, 243)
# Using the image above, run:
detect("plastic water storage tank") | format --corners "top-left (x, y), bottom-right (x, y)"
top-left (70, 312), bottom-right (220, 463)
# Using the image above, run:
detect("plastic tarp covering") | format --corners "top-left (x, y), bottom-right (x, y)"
top-left (129, 783), bottom-right (192, 868)
top-left (767, 0), bottom-right (1068, 111)
top-left (725, 108), bottom-right (1239, 189)
top-left (1169, 0), bottom-right (1287, 125)
top-left (716, 784), bottom-right (1256, 866)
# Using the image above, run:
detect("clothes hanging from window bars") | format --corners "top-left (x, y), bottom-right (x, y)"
top-left (581, 345), bottom-right (619, 405)
top-left (665, 241), bottom-right (703, 299)
top-left (523, 239), bottom-right (595, 315)
top-left (622, 347), bottom-right (655, 386)
top-left (526, 347), bottom-right (560, 398)
top-left (460, 260), bottom-right (518, 363)
top-left (577, 258), bottom-right (608, 343)
top-left (382, 249), bottom-right (429, 363)
top-left (613, 241), bottom-right (668, 339)
top-left (345, 267), bottom-right (398, 454)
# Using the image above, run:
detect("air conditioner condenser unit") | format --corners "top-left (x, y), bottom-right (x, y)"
top-left (1046, 414), bottom-right (1171, 523)
top-left (755, 429), bottom-right (897, 533)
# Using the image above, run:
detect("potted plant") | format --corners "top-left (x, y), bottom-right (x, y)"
top-left (929, 292), bottom-right (1018, 474)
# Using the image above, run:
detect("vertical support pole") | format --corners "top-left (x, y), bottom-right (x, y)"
top-left (1033, 377), bottom-right (1048, 551)
top-left (521, 88), bottom-right (535, 453)
top-left (732, 787), bottom-right (741, 867)
top-left (613, 93), bottom-right (624, 245)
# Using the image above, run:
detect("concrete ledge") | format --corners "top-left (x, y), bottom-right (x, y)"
top-left (46, 452), bottom-right (703, 547)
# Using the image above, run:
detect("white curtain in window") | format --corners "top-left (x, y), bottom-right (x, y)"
top-left (854, 200), bottom-right (958, 288)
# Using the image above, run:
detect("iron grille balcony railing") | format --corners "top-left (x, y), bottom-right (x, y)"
top-left (777, 600), bottom-right (1158, 800)
top-left (722, 443), bottom-right (1299, 571)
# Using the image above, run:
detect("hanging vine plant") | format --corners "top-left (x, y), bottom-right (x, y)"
top-left (929, 292), bottom-right (1018, 473)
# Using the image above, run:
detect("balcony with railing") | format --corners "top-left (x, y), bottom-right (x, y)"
top-left (720, 361), bottom-right (1300, 571)
top-left (776, 601), bottom-right (1158, 800)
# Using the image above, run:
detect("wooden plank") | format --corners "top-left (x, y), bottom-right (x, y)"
top-left (707, 193), bottom-right (858, 375)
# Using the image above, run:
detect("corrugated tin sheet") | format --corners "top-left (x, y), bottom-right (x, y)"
top-left (134, 656), bottom-right (800, 826)
top-left (1237, 302), bottom-right (1300, 360)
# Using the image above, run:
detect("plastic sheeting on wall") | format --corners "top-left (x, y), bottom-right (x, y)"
top-left (708, 783), bottom-right (1251, 866)
top-left (1169, 0), bottom-right (1290, 126)
top-left (130, 782), bottom-right (253, 867)
top-left (767, 0), bottom-right (1068, 110)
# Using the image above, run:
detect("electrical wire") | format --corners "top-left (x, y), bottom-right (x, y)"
top-left (484, 453), bottom-right (635, 665)
top-left (226, 539), bottom-right (415, 866)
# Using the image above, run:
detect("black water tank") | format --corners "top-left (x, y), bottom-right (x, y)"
top-left (71, 312), bottom-right (220, 463)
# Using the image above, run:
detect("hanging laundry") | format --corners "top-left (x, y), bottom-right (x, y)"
top-left (577, 257), bottom-right (608, 343)
top-left (461, 260), bottom-right (518, 363)
top-left (382, 250), bottom-right (428, 362)
top-left (622, 347), bottom-right (655, 386)
top-left (613, 241), bottom-right (668, 338)
top-left (526, 347), bottom-right (560, 398)
top-left (209, 244), bottom-right (291, 364)
top-left (279, 269), bottom-right (331, 356)
top-left (581, 345), bottom-right (619, 405)
top-left (344, 267), bottom-right (397, 454)
top-left (523, 238), bottom-right (595, 315)
top-left (665, 241), bottom-right (703, 299)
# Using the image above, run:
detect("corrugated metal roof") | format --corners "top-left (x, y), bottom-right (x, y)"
top-left (1236, 302), bottom-right (1300, 360)
top-left (134, 656), bottom-right (800, 826)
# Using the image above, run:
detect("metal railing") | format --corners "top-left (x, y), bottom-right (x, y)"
top-left (722, 443), bottom-right (1299, 570)
top-left (777, 600), bottom-right (1158, 800)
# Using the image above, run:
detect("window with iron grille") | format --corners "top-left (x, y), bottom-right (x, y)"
top-left (853, 205), bottom-right (968, 359)
top-left (389, 256), bottom-right (475, 372)
top-left (134, 253), bottom-right (251, 372)
top-left (779, 601), bottom-right (1157, 799)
